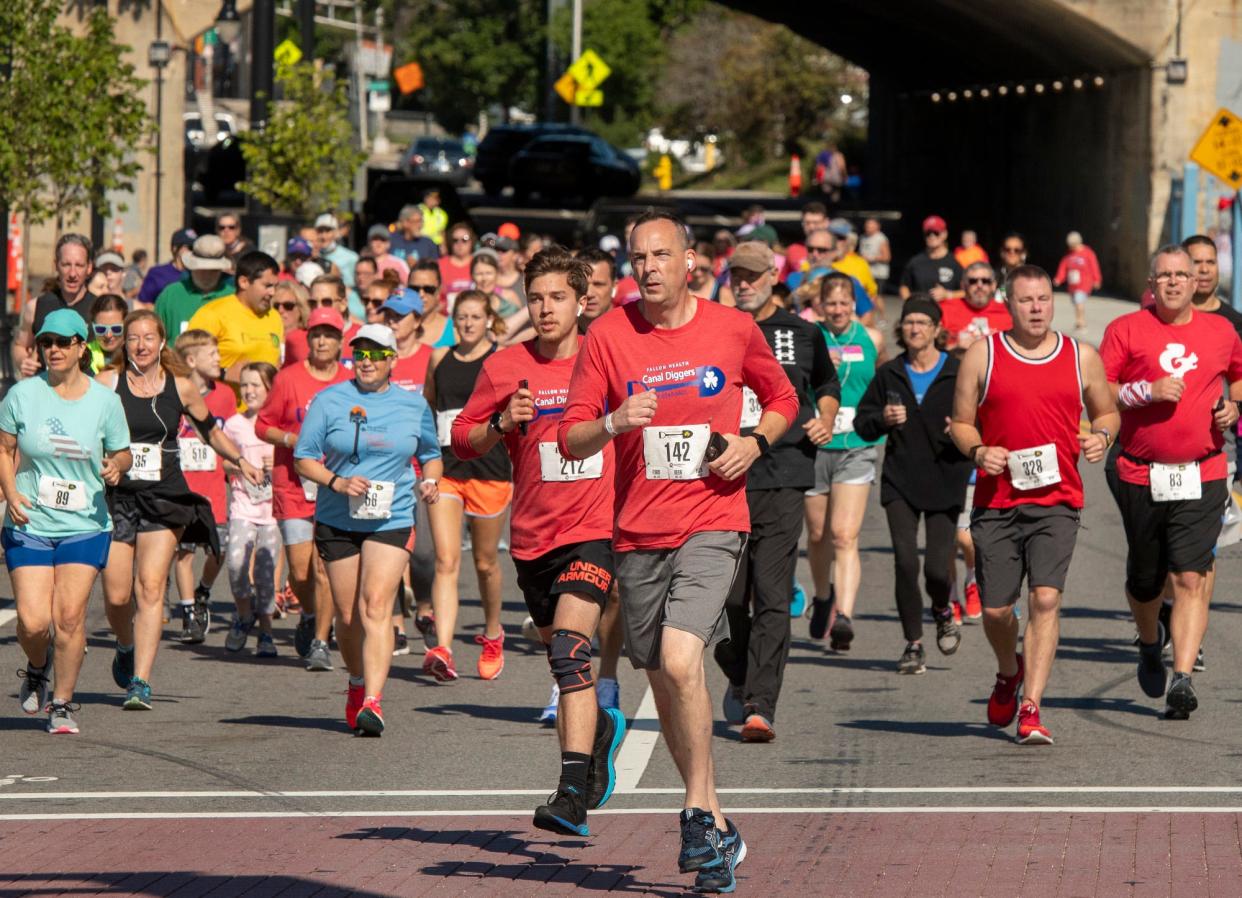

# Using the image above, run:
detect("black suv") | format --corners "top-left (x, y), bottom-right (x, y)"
top-left (474, 122), bottom-right (590, 195)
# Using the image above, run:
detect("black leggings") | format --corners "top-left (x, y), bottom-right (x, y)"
top-left (883, 498), bottom-right (958, 643)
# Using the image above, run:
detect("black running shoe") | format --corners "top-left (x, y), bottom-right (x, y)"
top-left (808, 590), bottom-right (834, 641)
top-left (678, 808), bottom-right (724, 873)
top-left (533, 785), bottom-right (589, 837)
top-left (1194, 646), bottom-right (1205, 672)
top-left (585, 707), bottom-right (626, 810)
top-left (829, 613), bottom-right (854, 651)
top-left (896, 642), bottom-right (926, 675)
top-left (1164, 672), bottom-right (1198, 720)
top-left (693, 819), bottom-right (747, 894)
top-left (1137, 621), bottom-right (1168, 698)
top-left (934, 609), bottom-right (961, 655)
top-left (178, 604), bottom-right (205, 644)
top-left (111, 645), bottom-right (134, 690)
top-left (294, 615), bottom-right (314, 659)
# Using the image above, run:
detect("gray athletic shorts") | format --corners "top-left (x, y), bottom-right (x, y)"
top-left (970, 504), bottom-right (1080, 607)
top-left (615, 530), bottom-right (746, 670)
top-left (806, 446), bottom-right (878, 495)
top-left (277, 516), bottom-right (315, 546)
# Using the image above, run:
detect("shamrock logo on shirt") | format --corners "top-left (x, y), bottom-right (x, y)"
top-left (702, 369), bottom-right (719, 392)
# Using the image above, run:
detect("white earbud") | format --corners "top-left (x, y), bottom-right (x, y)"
top-left (686, 259), bottom-right (693, 271)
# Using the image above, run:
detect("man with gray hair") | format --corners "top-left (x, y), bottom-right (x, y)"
top-left (1054, 230), bottom-right (1101, 335)
top-left (388, 204), bottom-right (439, 265)
top-left (14, 233), bottom-right (97, 378)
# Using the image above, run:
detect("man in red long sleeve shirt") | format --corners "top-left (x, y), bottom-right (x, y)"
top-left (1053, 231), bottom-right (1102, 336)
top-left (558, 211), bottom-right (798, 893)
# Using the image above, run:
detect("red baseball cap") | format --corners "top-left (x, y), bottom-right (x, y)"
top-left (498, 221), bottom-right (521, 240)
top-left (306, 307), bottom-right (345, 333)
top-left (922, 215), bottom-right (947, 234)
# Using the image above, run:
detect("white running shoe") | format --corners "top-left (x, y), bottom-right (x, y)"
top-left (539, 682), bottom-right (559, 724)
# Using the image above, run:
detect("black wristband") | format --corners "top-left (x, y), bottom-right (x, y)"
top-left (327, 474), bottom-right (339, 492)
top-left (749, 433), bottom-right (770, 455)
top-left (967, 444), bottom-right (984, 464)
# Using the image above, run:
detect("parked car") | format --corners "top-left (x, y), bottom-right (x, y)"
top-left (401, 137), bottom-right (473, 185)
top-left (474, 122), bottom-right (591, 195)
top-left (509, 134), bottom-right (641, 206)
top-left (183, 111), bottom-right (237, 150)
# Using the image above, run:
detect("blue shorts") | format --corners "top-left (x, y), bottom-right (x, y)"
top-left (2, 528), bottom-right (113, 570)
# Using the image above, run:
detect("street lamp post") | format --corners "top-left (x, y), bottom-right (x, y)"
top-left (217, 0), bottom-right (274, 216)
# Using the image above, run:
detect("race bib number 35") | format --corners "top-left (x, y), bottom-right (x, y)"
top-left (349, 479), bottom-right (395, 520)
top-left (538, 442), bottom-right (603, 482)
top-left (128, 443), bottom-right (162, 481)
top-left (1150, 461), bottom-right (1201, 502)
top-left (1007, 443), bottom-right (1061, 491)
top-left (642, 424), bottom-right (709, 481)
top-left (37, 476), bottom-right (87, 512)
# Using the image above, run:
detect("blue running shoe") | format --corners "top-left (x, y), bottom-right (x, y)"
top-left (533, 784), bottom-right (589, 837)
top-left (678, 808), bottom-right (724, 873)
top-left (586, 706), bottom-right (626, 810)
top-left (596, 677), bottom-right (620, 711)
top-left (694, 819), bottom-right (746, 893)
top-left (790, 579), bottom-right (807, 619)
top-left (111, 645), bottom-right (134, 690)
top-left (123, 677), bottom-right (152, 710)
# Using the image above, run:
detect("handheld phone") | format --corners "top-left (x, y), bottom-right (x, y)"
top-left (704, 431), bottom-right (729, 462)
top-left (518, 379), bottom-right (529, 435)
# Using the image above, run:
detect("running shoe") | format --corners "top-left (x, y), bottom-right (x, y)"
top-left (596, 677), bottom-right (620, 711)
top-left (721, 684), bottom-right (745, 725)
top-left (1159, 600), bottom-right (1173, 647)
top-left (17, 664), bottom-right (49, 715)
top-left (1164, 672), bottom-right (1198, 720)
top-left (305, 639), bottom-right (333, 672)
top-left (123, 677), bottom-right (153, 710)
top-left (393, 628), bottom-right (410, 657)
top-left (586, 706), bottom-right (626, 809)
top-left (533, 784), bottom-right (589, 837)
top-left (355, 696), bottom-right (385, 737)
top-left (897, 642), bottom-right (926, 675)
top-left (963, 581), bottom-right (983, 620)
top-left (192, 587), bottom-right (211, 640)
top-left (540, 682), bottom-right (559, 723)
top-left (951, 600), bottom-right (964, 625)
top-left (345, 682), bottom-right (364, 729)
top-left (987, 654), bottom-right (1024, 727)
top-left (741, 712), bottom-right (775, 743)
top-left (790, 580), bottom-right (807, 619)
top-left (808, 590), bottom-right (835, 640)
top-left (423, 645), bottom-right (458, 682)
top-left (414, 613), bottom-right (437, 650)
top-left (255, 632), bottom-right (277, 658)
top-left (111, 644), bottom-right (134, 690)
top-left (178, 603), bottom-right (205, 644)
top-left (1137, 621), bottom-right (1168, 698)
top-left (47, 700), bottom-right (80, 735)
top-left (294, 615), bottom-right (315, 659)
top-left (1194, 647), bottom-right (1206, 672)
top-left (1015, 701), bottom-right (1053, 744)
top-left (693, 819), bottom-right (747, 894)
top-left (521, 615), bottom-right (541, 645)
top-left (224, 615), bottom-right (254, 653)
top-left (934, 608), bottom-right (961, 655)
top-left (678, 808), bottom-right (725, 873)
top-left (829, 613), bottom-right (854, 651)
top-left (476, 632), bottom-right (505, 680)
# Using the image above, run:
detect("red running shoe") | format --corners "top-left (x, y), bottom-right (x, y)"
top-left (987, 653), bottom-right (1024, 727)
top-left (423, 645), bottom-right (458, 682)
top-left (355, 696), bottom-right (384, 737)
top-left (951, 600), bottom-right (963, 625)
top-left (345, 682), bottom-right (364, 729)
top-left (476, 632), bottom-right (505, 680)
top-left (1016, 700), bottom-right (1053, 745)
top-left (964, 581), bottom-right (983, 620)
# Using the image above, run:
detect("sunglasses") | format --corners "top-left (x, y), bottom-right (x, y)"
top-left (93, 323), bottom-right (124, 336)
top-left (363, 298), bottom-right (386, 309)
top-left (352, 348), bottom-right (395, 362)
top-left (274, 301), bottom-right (298, 312)
top-left (1001, 245), bottom-right (1024, 254)
top-left (966, 277), bottom-right (994, 285)
top-left (217, 223), bottom-right (239, 231)
top-left (806, 245), bottom-right (832, 254)
top-left (409, 284), bottom-right (438, 294)
top-left (452, 236), bottom-right (472, 244)
top-left (305, 298), bottom-right (335, 308)
top-left (924, 230), bottom-right (944, 237)
top-left (37, 336), bottom-right (80, 350)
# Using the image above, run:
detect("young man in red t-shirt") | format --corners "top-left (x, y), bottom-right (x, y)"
top-left (452, 250), bottom-right (626, 839)
top-left (559, 212), bottom-right (798, 892)
top-left (1100, 244), bottom-right (1242, 720)
top-left (1053, 231), bottom-right (1102, 335)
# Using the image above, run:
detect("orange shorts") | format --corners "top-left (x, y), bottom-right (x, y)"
top-left (438, 477), bottom-right (513, 518)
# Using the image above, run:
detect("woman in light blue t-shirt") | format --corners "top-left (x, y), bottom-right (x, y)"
top-left (0, 309), bottom-right (132, 735)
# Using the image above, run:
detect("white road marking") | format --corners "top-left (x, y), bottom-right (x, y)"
top-left (0, 607), bottom-right (15, 628)
top-left (612, 685), bottom-right (660, 793)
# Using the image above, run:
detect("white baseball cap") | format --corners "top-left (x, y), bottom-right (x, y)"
top-left (349, 323), bottom-right (397, 351)
top-left (315, 213), bottom-right (340, 230)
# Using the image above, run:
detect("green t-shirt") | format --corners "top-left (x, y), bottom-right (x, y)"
top-left (153, 274), bottom-right (236, 338)
top-left (819, 319), bottom-right (881, 450)
top-left (0, 375), bottom-right (130, 536)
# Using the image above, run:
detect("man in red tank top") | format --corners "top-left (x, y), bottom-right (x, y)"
top-left (951, 264), bottom-right (1118, 745)
top-left (1100, 244), bottom-right (1242, 721)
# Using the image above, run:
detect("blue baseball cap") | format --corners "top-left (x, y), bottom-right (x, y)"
top-left (171, 228), bottom-right (197, 249)
top-left (381, 287), bottom-right (424, 318)
top-left (287, 236), bottom-right (313, 257)
top-left (36, 308), bottom-right (89, 342)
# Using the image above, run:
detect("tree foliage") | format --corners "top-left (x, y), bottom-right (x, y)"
top-left (0, 2), bottom-right (152, 228)
top-left (238, 61), bottom-right (367, 218)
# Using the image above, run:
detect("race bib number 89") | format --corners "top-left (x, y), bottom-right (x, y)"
top-left (37, 476), bottom-right (87, 512)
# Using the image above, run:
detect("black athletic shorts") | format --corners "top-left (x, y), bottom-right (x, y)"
top-left (512, 539), bottom-right (614, 628)
top-left (315, 521), bottom-right (416, 563)
top-left (970, 504), bottom-right (1080, 607)
top-left (1116, 477), bottom-right (1226, 602)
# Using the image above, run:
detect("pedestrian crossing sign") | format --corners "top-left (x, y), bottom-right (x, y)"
top-left (1190, 107), bottom-right (1242, 190)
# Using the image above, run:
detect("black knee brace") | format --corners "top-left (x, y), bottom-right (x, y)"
top-left (547, 629), bottom-right (594, 694)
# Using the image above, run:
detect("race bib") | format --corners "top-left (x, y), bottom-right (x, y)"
top-left (244, 475), bottom-right (273, 504)
top-left (128, 443), bottom-right (162, 481)
top-left (37, 476), bottom-right (87, 512)
top-left (1007, 443), bottom-right (1061, 491)
top-left (538, 442), bottom-right (603, 482)
top-left (833, 407), bottom-right (856, 435)
top-left (642, 424), bottom-right (709, 481)
top-left (437, 408), bottom-right (462, 447)
top-left (740, 386), bottom-right (762, 430)
top-left (178, 437), bottom-right (216, 472)
top-left (300, 475), bottom-right (318, 502)
top-left (1068, 269), bottom-right (1081, 286)
top-left (349, 480), bottom-right (395, 520)
top-left (1150, 461), bottom-right (1201, 502)
top-left (970, 317), bottom-right (991, 336)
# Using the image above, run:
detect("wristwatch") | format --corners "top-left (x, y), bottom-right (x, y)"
top-left (749, 433), bottom-right (770, 455)
top-left (489, 411), bottom-right (507, 434)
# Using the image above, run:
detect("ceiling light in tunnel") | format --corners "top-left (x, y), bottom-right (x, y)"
top-left (1034, 82), bottom-right (1045, 94)
top-left (1093, 75), bottom-right (1105, 87)
top-left (840, 93), bottom-right (853, 105)
top-left (997, 85), bottom-right (1009, 96)
top-left (1015, 84), bottom-right (1026, 95)
top-left (1072, 77), bottom-right (1084, 89)
top-left (947, 91), bottom-right (958, 102)
top-left (962, 89), bottom-right (973, 99)
top-left (1053, 80), bottom-right (1064, 91)
top-left (980, 87), bottom-right (990, 98)
top-left (931, 91), bottom-right (941, 103)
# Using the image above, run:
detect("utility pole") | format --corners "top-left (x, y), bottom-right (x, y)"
top-left (569, 0), bottom-right (582, 125)
top-left (250, 0), bottom-right (276, 215)
top-left (298, 0), bottom-right (314, 57)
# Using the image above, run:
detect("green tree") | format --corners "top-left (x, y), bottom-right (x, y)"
top-left (238, 61), bottom-right (367, 218)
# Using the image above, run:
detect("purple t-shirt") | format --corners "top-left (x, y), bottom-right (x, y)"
top-left (137, 262), bottom-right (182, 306)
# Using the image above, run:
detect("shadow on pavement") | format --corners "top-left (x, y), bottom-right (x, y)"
top-left (0, 872), bottom-right (397, 897)
top-left (838, 718), bottom-right (1012, 741)
top-left (219, 714), bottom-right (347, 733)
top-left (416, 702), bottom-right (546, 725)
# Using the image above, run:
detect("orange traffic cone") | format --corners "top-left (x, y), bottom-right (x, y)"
top-left (789, 154), bottom-right (802, 197)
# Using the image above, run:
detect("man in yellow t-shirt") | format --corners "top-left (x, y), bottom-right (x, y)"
top-left (827, 218), bottom-right (879, 299)
top-left (187, 251), bottom-right (283, 390)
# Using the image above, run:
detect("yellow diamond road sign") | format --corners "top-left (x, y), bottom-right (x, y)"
top-left (575, 89), bottom-right (603, 107)
top-left (1190, 107), bottom-right (1242, 190)
top-left (554, 72), bottom-right (577, 106)
top-left (274, 38), bottom-right (302, 67)
top-left (567, 49), bottom-right (610, 92)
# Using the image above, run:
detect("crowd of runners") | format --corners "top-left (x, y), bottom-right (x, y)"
top-left (5, 199), bottom-right (1242, 893)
